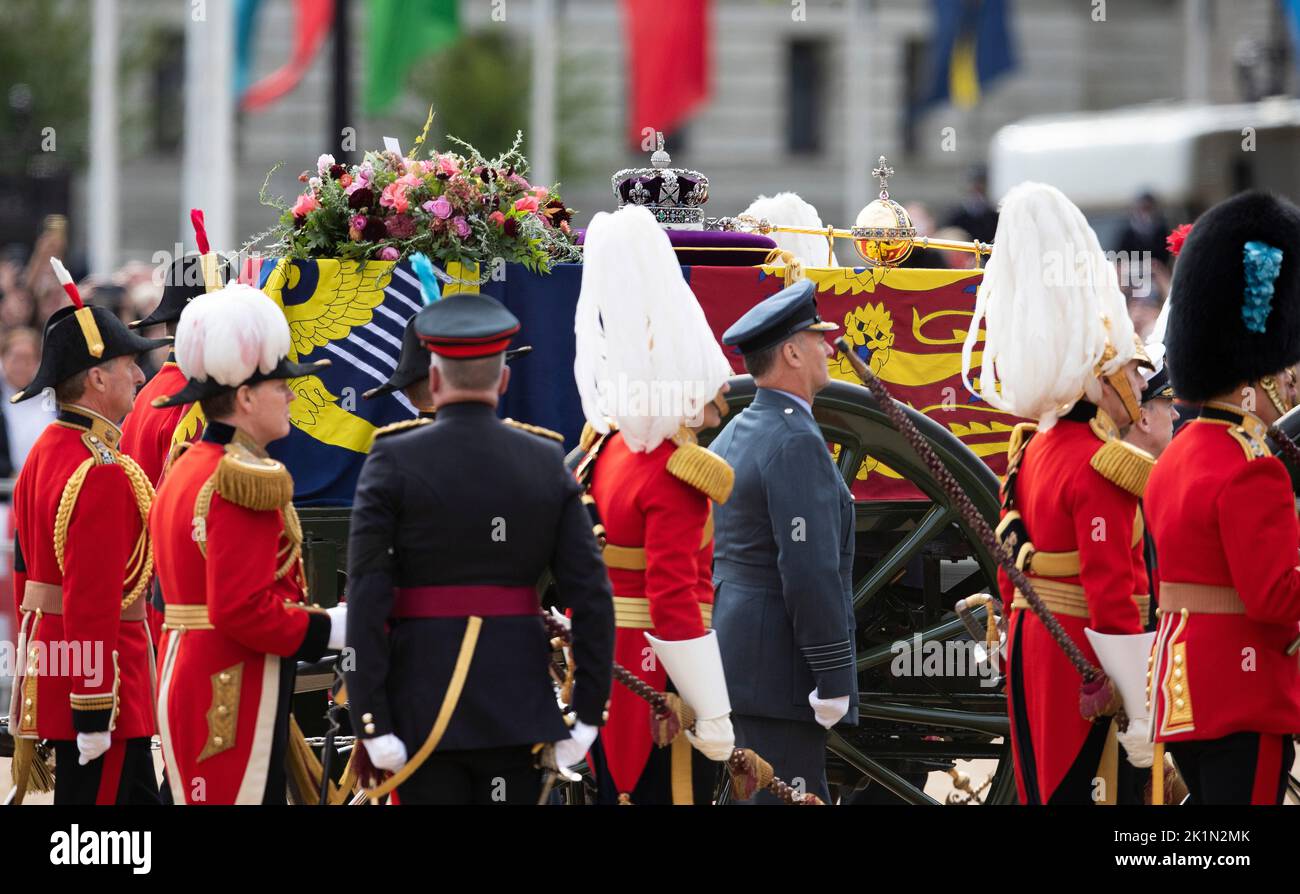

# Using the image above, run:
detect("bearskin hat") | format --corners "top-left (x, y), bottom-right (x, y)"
top-left (1166, 191), bottom-right (1300, 402)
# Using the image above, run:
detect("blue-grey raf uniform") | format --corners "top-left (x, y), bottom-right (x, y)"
top-left (708, 280), bottom-right (858, 805)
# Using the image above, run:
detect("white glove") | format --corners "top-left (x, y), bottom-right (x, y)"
top-left (685, 715), bottom-right (736, 762)
top-left (77, 731), bottom-right (112, 766)
top-left (1119, 718), bottom-right (1154, 769)
top-left (548, 607), bottom-right (572, 630)
top-left (363, 733), bottom-right (408, 772)
top-left (808, 688), bottom-right (850, 729)
top-left (326, 604), bottom-right (348, 651)
top-left (553, 720), bottom-right (598, 770)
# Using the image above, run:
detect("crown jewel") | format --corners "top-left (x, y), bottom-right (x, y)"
top-left (612, 132), bottom-right (710, 229)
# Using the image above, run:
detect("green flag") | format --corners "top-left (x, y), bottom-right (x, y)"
top-left (365, 0), bottom-right (460, 115)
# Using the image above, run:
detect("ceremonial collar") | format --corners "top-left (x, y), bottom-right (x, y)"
top-left (56, 403), bottom-right (123, 449)
top-left (1200, 401), bottom-right (1269, 438)
top-left (431, 400), bottom-right (496, 420)
top-left (201, 420), bottom-right (270, 455)
top-left (1062, 400), bottom-right (1099, 424)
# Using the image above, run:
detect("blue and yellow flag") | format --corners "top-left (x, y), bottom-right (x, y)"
top-left (258, 258), bottom-right (429, 505)
top-left (921, 0), bottom-right (1017, 110)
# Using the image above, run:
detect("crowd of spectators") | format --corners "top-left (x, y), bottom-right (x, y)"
top-left (0, 219), bottom-right (172, 480)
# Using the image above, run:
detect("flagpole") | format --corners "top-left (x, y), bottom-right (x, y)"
top-left (841, 0), bottom-right (872, 222)
top-left (88, 0), bottom-right (119, 274)
top-left (530, 0), bottom-right (558, 186)
top-left (1183, 0), bottom-right (1211, 103)
top-left (181, 2), bottom-right (235, 258)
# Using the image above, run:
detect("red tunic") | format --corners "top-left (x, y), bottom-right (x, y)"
top-left (998, 415), bottom-right (1148, 803)
top-left (1145, 411), bottom-right (1300, 745)
top-left (120, 362), bottom-right (199, 487)
top-left (120, 361), bottom-right (199, 645)
top-left (152, 431), bottom-right (326, 804)
top-left (7, 408), bottom-right (156, 751)
top-left (586, 431), bottom-right (715, 797)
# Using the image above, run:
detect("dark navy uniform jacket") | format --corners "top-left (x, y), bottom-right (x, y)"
top-left (344, 401), bottom-right (615, 751)
top-left (708, 387), bottom-right (858, 725)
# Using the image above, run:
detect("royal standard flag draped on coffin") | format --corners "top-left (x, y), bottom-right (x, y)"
top-left (257, 258), bottom-right (464, 505)
top-left (686, 264), bottom-right (1023, 501)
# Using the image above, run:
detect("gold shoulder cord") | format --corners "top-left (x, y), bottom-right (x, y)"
top-left (194, 470), bottom-right (303, 582)
top-left (666, 428), bottom-right (735, 504)
top-left (54, 453), bottom-right (155, 611)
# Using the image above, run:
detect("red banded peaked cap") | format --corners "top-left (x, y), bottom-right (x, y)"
top-left (413, 293), bottom-right (521, 358)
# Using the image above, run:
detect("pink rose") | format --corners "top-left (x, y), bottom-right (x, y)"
top-left (351, 215), bottom-right (367, 230)
top-left (513, 196), bottom-right (540, 213)
top-left (532, 186), bottom-right (550, 200)
top-left (437, 155), bottom-right (460, 177)
top-left (345, 165), bottom-right (372, 196)
top-left (508, 174), bottom-right (531, 191)
top-left (398, 173), bottom-right (422, 190)
top-left (453, 216), bottom-right (470, 238)
top-left (428, 196), bottom-right (453, 220)
top-left (489, 211), bottom-right (506, 227)
top-left (316, 153), bottom-right (335, 175)
top-left (292, 193), bottom-right (319, 217)
top-left (380, 181), bottom-right (409, 214)
top-left (379, 247), bottom-right (400, 261)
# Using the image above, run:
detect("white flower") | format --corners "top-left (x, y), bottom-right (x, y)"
top-left (317, 153), bottom-right (335, 175)
top-left (309, 177), bottom-right (322, 190)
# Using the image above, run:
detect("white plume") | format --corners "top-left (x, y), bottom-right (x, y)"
top-left (575, 205), bottom-right (734, 453)
top-left (740, 192), bottom-right (839, 267)
top-left (961, 182), bottom-right (1136, 429)
top-left (174, 283), bottom-right (290, 385)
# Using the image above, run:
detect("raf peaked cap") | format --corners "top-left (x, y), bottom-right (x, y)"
top-left (721, 278), bottom-right (838, 355)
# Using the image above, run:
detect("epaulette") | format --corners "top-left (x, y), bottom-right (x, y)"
top-left (504, 418), bottom-right (564, 443)
top-left (1089, 438), bottom-right (1155, 498)
top-left (667, 429), bottom-right (735, 504)
top-left (371, 417), bottom-right (433, 443)
top-left (578, 419), bottom-right (618, 452)
top-left (215, 443), bottom-right (293, 511)
top-left (80, 431), bottom-right (118, 465)
top-left (1222, 418), bottom-right (1271, 461)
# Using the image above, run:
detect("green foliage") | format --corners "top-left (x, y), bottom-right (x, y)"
top-left (404, 30), bottom-right (530, 159)
top-left (0, 0), bottom-right (90, 167)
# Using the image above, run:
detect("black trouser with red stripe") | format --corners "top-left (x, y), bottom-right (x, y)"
top-left (52, 738), bottom-right (160, 805)
top-left (1167, 732), bottom-right (1294, 805)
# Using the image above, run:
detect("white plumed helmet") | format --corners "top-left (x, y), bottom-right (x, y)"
top-left (961, 182), bottom-right (1138, 430)
top-left (174, 283), bottom-right (292, 386)
top-left (574, 205), bottom-right (734, 453)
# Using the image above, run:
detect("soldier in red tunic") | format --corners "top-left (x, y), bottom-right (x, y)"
top-left (150, 283), bottom-right (346, 804)
top-left (572, 206), bottom-right (737, 804)
top-left (1146, 190), bottom-right (1300, 804)
top-left (6, 259), bottom-right (169, 804)
top-left (120, 209), bottom-right (232, 488)
top-left (963, 183), bottom-right (1156, 805)
top-left (120, 211), bottom-right (232, 655)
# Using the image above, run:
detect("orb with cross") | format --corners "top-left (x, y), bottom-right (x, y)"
top-left (853, 155), bottom-right (918, 267)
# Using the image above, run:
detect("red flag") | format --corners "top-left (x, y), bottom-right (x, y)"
top-left (241, 0), bottom-right (334, 113)
top-left (623, 0), bottom-right (710, 147)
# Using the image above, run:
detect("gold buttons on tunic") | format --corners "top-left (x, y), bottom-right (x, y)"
top-left (362, 712), bottom-right (374, 723)
top-left (1175, 698), bottom-right (1185, 709)
top-left (219, 672), bottom-right (231, 684)
top-left (213, 736), bottom-right (224, 746)
top-left (1173, 654), bottom-right (1183, 666)
top-left (364, 722), bottom-right (376, 735)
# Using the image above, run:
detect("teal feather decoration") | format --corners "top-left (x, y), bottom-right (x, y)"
top-left (410, 253), bottom-right (442, 305)
top-left (1242, 240), bottom-right (1283, 334)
